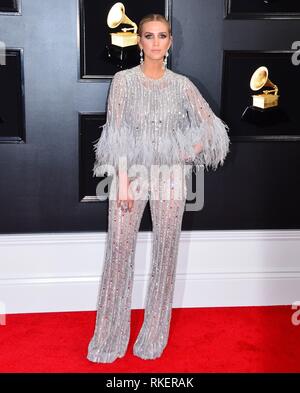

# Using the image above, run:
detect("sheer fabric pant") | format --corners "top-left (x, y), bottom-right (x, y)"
top-left (87, 170), bottom-right (187, 363)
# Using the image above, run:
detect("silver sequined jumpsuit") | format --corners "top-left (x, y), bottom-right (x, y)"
top-left (87, 64), bottom-right (230, 363)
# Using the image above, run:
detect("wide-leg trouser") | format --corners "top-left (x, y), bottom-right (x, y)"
top-left (87, 170), bottom-right (187, 363)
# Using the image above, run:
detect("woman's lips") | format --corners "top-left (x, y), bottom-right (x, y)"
top-left (151, 49), bottom-right (161, 52)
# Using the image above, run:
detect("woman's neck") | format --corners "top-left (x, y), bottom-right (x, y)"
top-left (140, 62), bottom-right (165, 79)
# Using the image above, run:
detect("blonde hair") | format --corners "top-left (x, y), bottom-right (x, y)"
top-left (137, 13), bottom-right (171, 36)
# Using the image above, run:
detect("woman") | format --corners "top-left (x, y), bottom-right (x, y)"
top-left (87, 13), bottom-right (230, 363)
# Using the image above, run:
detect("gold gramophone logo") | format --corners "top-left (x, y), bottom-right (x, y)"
top-left (107, 2), bottom-right (138, 47)
top-left (250, 66), bottom-right (279, 109)
top-left (241, 64), bottom-right (287, 126)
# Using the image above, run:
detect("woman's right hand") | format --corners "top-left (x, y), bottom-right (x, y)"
top-left (117, 178), bottom-right (134, 212)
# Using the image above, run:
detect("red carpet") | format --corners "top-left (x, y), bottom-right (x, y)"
top-left (0, 306), bottom-right (299, 373)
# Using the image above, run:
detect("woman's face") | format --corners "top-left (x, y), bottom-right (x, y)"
top-left (138, 21), bottom-right (172, 62)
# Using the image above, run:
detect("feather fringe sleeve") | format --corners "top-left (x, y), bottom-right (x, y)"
top-left (182, 76), bottom-right (231, 172)
top-left (92, 71), bottom-right (130, 177)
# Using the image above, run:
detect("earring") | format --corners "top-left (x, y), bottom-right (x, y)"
top-left (140, 48), bottom-right (144, 65)
top-left (163, 50), bottom-right (169, 69)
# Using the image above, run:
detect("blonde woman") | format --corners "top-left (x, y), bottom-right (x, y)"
top-left (87, 13), bottom-right (230, 363)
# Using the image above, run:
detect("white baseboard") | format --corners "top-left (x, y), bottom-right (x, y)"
top-left (0, 230), bottom-right (300, 314)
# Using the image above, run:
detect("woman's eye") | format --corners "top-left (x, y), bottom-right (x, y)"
top-left (145, 35), bottom-right (167, 39)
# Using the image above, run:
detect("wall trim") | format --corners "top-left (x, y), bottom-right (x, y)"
top-left (1, 230), bottom-right (300, 314)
